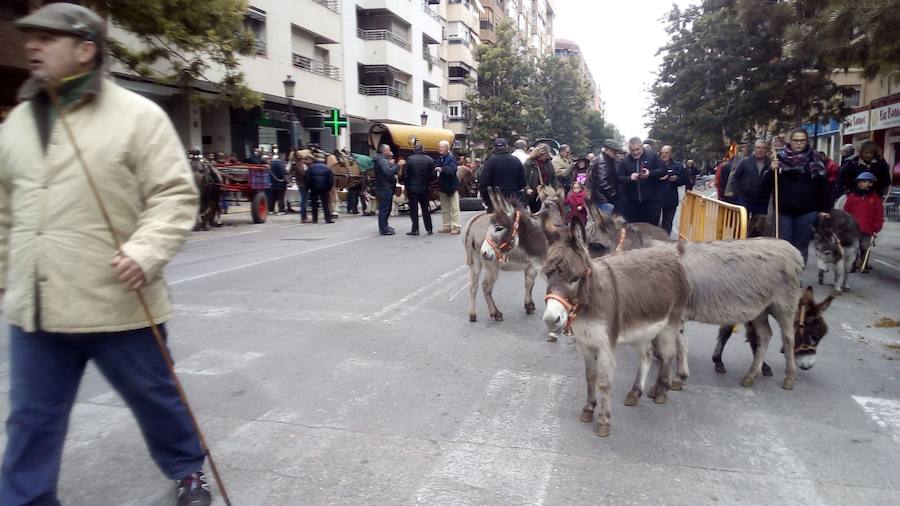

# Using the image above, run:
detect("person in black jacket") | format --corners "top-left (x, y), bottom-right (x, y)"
top-left (616, 137), bottom-right (665, 224)
top-left (731, 140), bottom-right (771, 216)
top-left (762, 127), bottom-right (829, 264)
top-left (836, 140), bottom-right (891, 198)
top-left (657, 145), bottom-right (689, 235)
top-left (304, 154), bottom-right (335, 224)
top-left (436, 140), bottom-right (461, 234)
top-left (268, 155), bottom-right (288, 214)
top-left (479, 138), bottom-right (526, 212)
top-left (373, 144), bottom-right (401, 235)
top-left (585, 139), bottom-right (622, 215)
top-left (402, 143), bottom-right (436, 236)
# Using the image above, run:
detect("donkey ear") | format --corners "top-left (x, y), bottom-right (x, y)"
top-left (816, 293), bottom-right (834, 314)
top-left (569, 218), bottom-right (588, 252)
top-left (487, 187), bottom-right (501, 211)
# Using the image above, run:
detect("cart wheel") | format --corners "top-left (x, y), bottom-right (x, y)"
top-left (251, 192), bottom-right (268, 223)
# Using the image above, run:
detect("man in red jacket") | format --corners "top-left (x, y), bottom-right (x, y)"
top-left (844, 172), bottom-right (884, 272)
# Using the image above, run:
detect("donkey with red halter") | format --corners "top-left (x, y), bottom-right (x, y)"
top-left (463, 188), bottom-right (550, 324)
top-left (543, 221), bottom-right (689, 437)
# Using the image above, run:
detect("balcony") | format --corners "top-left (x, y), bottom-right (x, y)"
top-left (422, 0), bottom-right (444, 25)
top-left (422, 52), bottom-right (443, 68)
top-left (292, 53), bottom-right (341, 80)
top-left (358, 84), bottom-right (412, 102)
top-left (357, 28), bottom-right (410, 51)
top-left (312, 0), bottom-right (340, 13)
top-left (254, 39), bottom-right (267, 57)
top-left (424, 98), bottom-right (443, 111)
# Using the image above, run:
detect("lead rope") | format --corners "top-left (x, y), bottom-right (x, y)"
top-left (47, 88), bottom-right (232, 506)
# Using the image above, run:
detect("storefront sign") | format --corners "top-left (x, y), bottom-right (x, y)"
top-left (803, 119), bottom-right (841, 137)
top-left (843, 110), bottom-right (870, 135)
top-left (262, 107), bottom-right (292, 124)
top-left (871, 103), bottom-right (900, 131)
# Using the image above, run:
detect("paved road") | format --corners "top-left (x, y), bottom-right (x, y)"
top-left (1, 208), bottom-right (899, 505)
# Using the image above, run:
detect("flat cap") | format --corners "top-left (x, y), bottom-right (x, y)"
top-left (16, 3), bottom-right (106, 43)
top-left (602, 139), bottom-right (624, 153)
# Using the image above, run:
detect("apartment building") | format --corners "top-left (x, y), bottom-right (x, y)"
top-left (554, 38), bottom-right (601, 112)
top-left (504, 0), bottom-right (554, 57)
top-left (438, 0), bottom-right (482, 151)
top-left (343, 0), bottom-right (446, 152)
top-left (833, 72), bottom-right (900, 166)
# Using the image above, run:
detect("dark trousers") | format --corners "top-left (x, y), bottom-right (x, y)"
top-left (267, 188), bottom-right (286, 213)
top-left (778, 211), bottom-right (818, 265)
top-left (0, 325), bottom-right (204, 506)
top-left (660, 205), bottom-right (677, 236)
top-left (377, 188), bottom-right (393, 234)
top-left (299, 187), bottom-right (309, 219)
top-left (346, 190), bottom-right (360, 213)
top-left (407, 191), bottom-right (433, 233)
top-left (629, 201), bottom-right (661, 225)
top-left (310, 189), bottom-right (332, 223)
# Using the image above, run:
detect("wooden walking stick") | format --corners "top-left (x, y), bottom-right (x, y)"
top-left (771, 137), bottom-right (780, 239)
top-left (47, 88), bottom-right (232, 506)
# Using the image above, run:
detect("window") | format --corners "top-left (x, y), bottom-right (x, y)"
top-left (843, 86), bottom-right (861, 108)
top-left (245, 8), bottom-right (267, 56)
top-left (449, 105), bottom-right (460, 117)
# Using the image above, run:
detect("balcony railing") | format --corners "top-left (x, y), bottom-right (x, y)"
top-left (254, 39), bottom-right (267, 57)
top-left (312, 0), bottom-right (340, 13)
top-left (357, 28), bottom-right (411, 51)
top-left (423, 52), bottom-right (443, 68)
top-left (358, 84), bottom-right (412, 102)
top-left (292, 53), bottom-right (341, 80)
top-left (424, 99), bottom-right (443, 111)
top-left (422, 1), bottom-right (444, 24)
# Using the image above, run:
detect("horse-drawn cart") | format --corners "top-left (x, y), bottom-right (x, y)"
top-left (218, 163), bottom-right (271, 223)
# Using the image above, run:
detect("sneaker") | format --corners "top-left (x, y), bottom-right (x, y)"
top-left (176, 470), bottom-right (211, 506)
top-left (278, 212), bottom-right (287, 216)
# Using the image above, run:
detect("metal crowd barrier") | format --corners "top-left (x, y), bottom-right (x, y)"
top-left (678, 190), bottom-right (748, 241)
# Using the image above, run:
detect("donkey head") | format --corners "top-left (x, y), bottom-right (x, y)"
top-left (543, 220), bottom-right (594, 334)
top-left (584, 206), bottom-right (624, 258)
top-left (794, 286), bottom-right (834, 370)
top-left (481, 188), bottom-right (522, 262)
top-left (538, 195), bottom-right (567, 244)
top-left (812, 225), bottom-right (842, 264)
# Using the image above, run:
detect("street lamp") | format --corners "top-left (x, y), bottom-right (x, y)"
top-left (420, 110), bottom-right (428, 126)
top-left (282, 75), bottom-right (297, 150)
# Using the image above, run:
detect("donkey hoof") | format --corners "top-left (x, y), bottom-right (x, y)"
top-left (714, 362), bottom-right (727, 374)
top-left (525, 302), bottom-right (536, 314)
top-left (740, 376), bottom-right (755, 388)
top-left (624, 391), bottom-right (640, 406)
top-left (490, 312), bottom-right (503, 321)
top-left (782, 377), bottom-right (796, 390)
top-left (579, 409), bottom-right (594, 423)
top-left (653, 392), bottom-right (668, 405)
top-left (469, 314), bottom-right (477, 322)
top-left (546, 333), bottom-right (558, 343)
top-left (670, 379), bottom-right (684, 391)
top-left (595, 423), bottom-right (611, 437)
top-left (761, 363), bottom-right (773, 377)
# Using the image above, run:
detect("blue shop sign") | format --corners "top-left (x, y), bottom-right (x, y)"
top-left (803, 119), bottom-right (841, 136)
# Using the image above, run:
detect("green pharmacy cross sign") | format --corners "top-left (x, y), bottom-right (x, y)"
top-left (324, 108), bottom-right (349, 136)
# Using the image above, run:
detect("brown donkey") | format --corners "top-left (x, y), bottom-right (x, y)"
top-left (543, 221), bottom-right (689, 437)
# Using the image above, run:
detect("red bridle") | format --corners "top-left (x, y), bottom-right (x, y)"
top-left (484, 210), bottom-right (521, 263)
top-left (543, 268), bottom-right (591, 336)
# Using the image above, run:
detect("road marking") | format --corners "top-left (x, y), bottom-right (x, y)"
top-left (170, 235), bottom-right (376, 285)
top-left (448, 281), bottom-right (470, 302)
top-left (173, 304), bottom-right (363, 323)
top-left (362, 265), bottom-right (467, 323)
top-left (415, 369), bottom-right (567, 505)
top-left (873, 259), bottom-right (899, 271)
top-left (853, 395), bottom-right (900, 444)
top-left (175, 350), bottom-right (264, 376)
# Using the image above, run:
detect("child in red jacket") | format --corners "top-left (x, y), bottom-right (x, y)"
top-left (565, 181), bottom-right (588, 226)
top-left (844, 172), bottom-right (884, 272)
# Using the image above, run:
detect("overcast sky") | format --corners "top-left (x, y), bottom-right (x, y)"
top-left (554, 0), bottom-right (697, 140)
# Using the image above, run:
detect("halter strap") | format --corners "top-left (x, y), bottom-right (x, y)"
top-left (543, 267), bottom-right (591, 336)
top-left (484, 210), bottom-right (521, 263)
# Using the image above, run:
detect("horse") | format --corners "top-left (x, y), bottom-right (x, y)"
top-left (464, 188), bottom-right (552, 325)
top-left (543, 221), bottom-right (688, 437)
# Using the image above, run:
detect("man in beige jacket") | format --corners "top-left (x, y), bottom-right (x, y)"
top-left (0, 5), bottom-right (211, 506)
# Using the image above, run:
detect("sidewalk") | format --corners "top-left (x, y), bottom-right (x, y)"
top-left (869, 220), bottom-right (900, 283)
